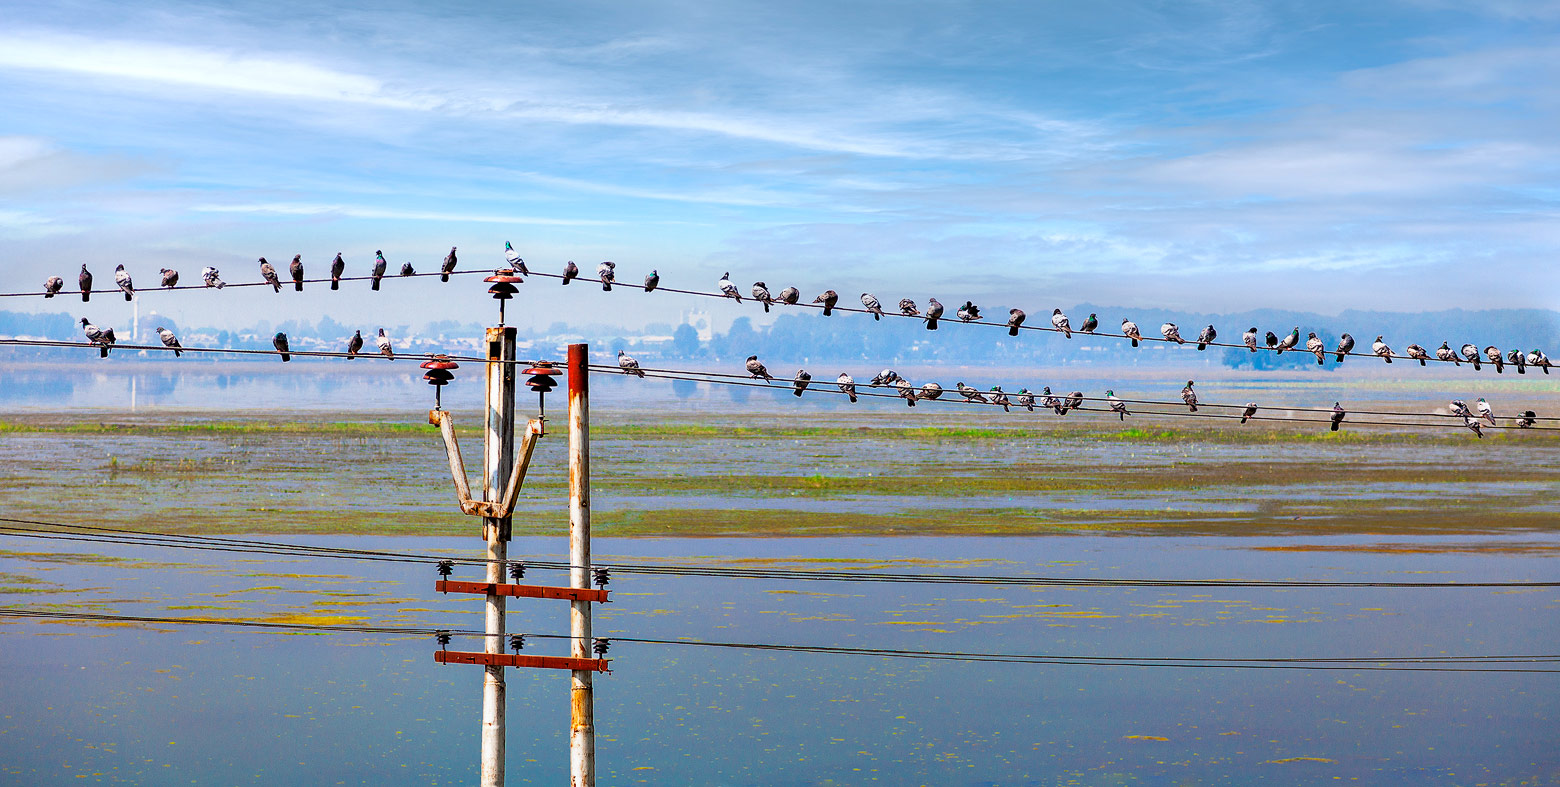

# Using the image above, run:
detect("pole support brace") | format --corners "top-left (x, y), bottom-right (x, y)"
top-left (430, 410), bottom-right (544, 518)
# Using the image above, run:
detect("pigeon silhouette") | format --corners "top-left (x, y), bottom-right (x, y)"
top-left (376, 328), bottom-right (394, 359)
top-left (1050, 309), bottom-right (1069, 338)
top-left (79, 265), bottom-right (92, 302)
top-left (813, 290), bottom-right (838, 316)
top-left (259, 258), bottom-right (281, 292)
top-left (114, 264), bottom-right (134, 301)
top-left (617, 351), bottom-right (645, 378)
top-left (289, 255), bottom-right (304, 291)
top-left (718, 272), bottom-right (741, 302)
top-left (837, 373), bottom-right (857, 403)
top-left (924, 298), bottom-right (943, 330)
top-left (860, 293), bottom-right (884, 320)
top-left (273, 332), bottom-right (291, 362)
top-left (330, 253), bottom-right (345, 290)
top-left (371, 251), bottom-right (387, 291)
top-left (753, 282), bottom-right (772, 312)
top-left (160, 268), bottom-right (179, 288)
top-left (644, 270), bottom-right (659, 292)
top-left (597, 261), bottom-right (615, 291)
top-left (44, 276), bottom-right (63, 298)
top-left (1008, 309), bottom-right (1026, 336)
top-left (562, 261), bottom-right (579, 285)
top-left (793, 369), bottom-right (812, 398)
top-left (442, 247), bottom-right (457, 282)
top-left (157, 326), bottom-right (183, 357)
top-left (745, 355), bottom-right (773, 380)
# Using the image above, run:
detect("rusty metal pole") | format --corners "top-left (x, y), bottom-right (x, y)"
top-left (482, 325), bottom-right (518, 787)
top-left (567, 342), bottom-right (594, 787)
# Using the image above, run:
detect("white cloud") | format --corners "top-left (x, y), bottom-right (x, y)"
top-left (188, 202), bottom-right (618, 225)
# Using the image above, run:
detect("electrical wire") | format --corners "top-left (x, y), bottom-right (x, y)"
top-left (0, 336), bottom-right (557, 367)
top-left (5, 267), bottom-right (496, 299)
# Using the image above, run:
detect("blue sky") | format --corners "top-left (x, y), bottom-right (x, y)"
top-left (1, 0), bottom-right (1557, 333)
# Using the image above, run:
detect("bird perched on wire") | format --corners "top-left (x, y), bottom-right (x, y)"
top-left (1063, 390), bottom-right (1085, 415)
top-left (1039, 386), bottom-right (1061, 413)
top-left (1080, 313), bottom-right (1098, 334)
top-left (1530, 349), bottom-right (1552, 374)
top-left (80, 318), bottom-right (111, 358)
top-left (925, 298), bottom-right (944, 330)
top-left (868, 369), bottom-right (900, 387)
top-left (617, 351), bottom-right (644, 377)
top-left (1276, 328), bottom-right (1299, 355)
top-left (273, 332), bottom-right (291, 362)
top-left (400, 262), bottom-right (415, 276)
top-left (259, 258), bottom-right (281, 292)
top-left (1463, 415), bottom-right (1484, 439)
top-left (861, 293), bottom-right (884, 320)
top-left (346, 329), bottom-right (363, 359)
top-left (1373, 336), bottom-right (1393, 364)
top-left (919, 382), bottom-right (943, 401)
top-left (718, 272), bottom-right (741, 302)
top-left (1106, 390), bottom-right (1130, 420)
top-left (1265, 330), bottom-right (1279, 351)
top-left (1330, 402), bottom-right (1345, 432)
top-left (156, 326), bottom-right (183, 357)
top-left (44, 276), bottom-right (63, 298)
top-left (328, 253), bottom-right (345, 290)
top-left (1016, 388), bottom-right (1035, 412)
top-left (837, 372), bottom-right (857, 403)
top-left (1516, 410), bottom-right (1537, 428)
top-left (1450, 399), bottom-right (1473, 419)
top-left (1160, 322), bottom-right (1184, 344)
top-left (160, 268), bottom-right (179, 289)
top-left (957, 301), bottom-right (981, 322)
top-left (746, 355), bottom-right (772, 380)
top-left (644, 270), bottom-right (659, 292)
top-left (1476, 397), bottom-right (1495, 425)
top-left (1196, 325), bottom-right (1216, 351)
top-left (1242, 327), bottom-right (1258, 353)
top-left (376, 328), bottom-right (394, 359)
top-left (989, 386), bottom-right (1011, 412)
top-left (79, 265), bottom-right (93, 302)
top-left (442, 247), bottom-right (458, 283)
top-left (562, 260), bottom-right (579, 285)
top-left (504, 242), bottom-right (528, 275)
top-left (1122, 319), bottom-right (1141, 347)
top-left (777, 286), bottom-right (799, 305)
top-left (896, 378), bottom-right (917, 407)
top-left (371, 251), bottom-right (387, 291)
top-left (813, 290), bottom-right (838, 316)
top-left (792, 369), bottom-right (811, 397)
top-left (202, 266), bottom-right (224, 289)
top-left (1405, 343), bottom-right (1429, 366)
top-left (1240, 403), bottom-right (1258, 424)
top-left (596, 261), bottom-right (616, 291)
top-left (1051, 309), bottom-right (1070, 338)
top-left (1306, 332), bottom-right (1325, 365)
top-left (1008, 309), bottom-right (1026, 336)
top-left (1335, 333), bottom-right (1355, 363)
top-left (1436, 342), bottom-right (1459, 366)
top-left (114, 264), bottom-right (134, 301)
top-left (289, 255), bottom-right (304, 292)
top-left (752, 282), bottom-right (773, 312)
top-left (899, 298), bottom-right (919, 317)
top-left (1181, 380), bottom-right (1198, 412)
top-left (1461, 343), bottom-right (1481, 370)
top-left (956, 382), bottom-right (987, 403)
top-left (1508, 349), bottom-right (1526, 374)
top-left (1484, 345), bottom-right (1503, 373)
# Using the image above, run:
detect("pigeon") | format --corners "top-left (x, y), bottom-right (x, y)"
top-left (1106, 390), bottom-right (1130, 420)
top-left (617, 351), bottom-right (645, 378)
top-left (504, 242), bottom-right (528, 275)
top-left (1039, 386), bottom-right (1061, 413)
top-left (1243, 327), bottom-right (1259, 353)
top-left (1196, 324), bottom-right (1216, 351)
top-left (792, 369), bottom-right (812, 397)
top-left (1436, 342), bottom-right (1459, 366)
top-left (202, 266), bottom-right (225, 289)
top-left (1306, 332), bottom-right (1325, 365)
top-left (1405, 344), bottom-right (1429, 366)
top-left (329, 253), bottom-right (345, 290)
top-left (957, 301), bottom-right (981, 322)
top-left (80, 317), bottom-right (110, 357)
top-left (777, 287), bottom-right (799, 305)
top-left (1450, 399), bottom-right (1473, 419)
top-left (898, 298), bottom-right (919, 317)
top-left (114, 264), bottom-right (134, 301)
top-left (1080, 313), bottom-right (1098, 334)
top-left (1516, 410), bottom-right (1537, 428)
top-left (1160, 322), bottom-right (1184, 344)
top-left (562, 261), bottom-right (579, 285)
top-left (644, 270), bottom-right (660, 292)
top-left (745, 355), bottom-right (773, 380)
top-left (813, 290), bottom-right (838, 316)
top-left (1485, 345), bottom-right (1504, 373)
top-left (1064, 390), bottom-right (1083, 413)
top-left (98, 327), bottom-right (117, 356)
top-left (289, 255), bottom-right (304, 291)
top-left (156, 326), bottom-right (183, 357)
top-left (272, 332), bottom-right (291, 362)
top-left (259, 257), bottom-right (281, 292)
top-left (1122, 319), bottom-right (1141, 347)
top-left (1373, 336), bottom-right (1393, 364)
top-left (1240, 403), bottom-right (1258, 424)
top-left (400, 262), bottom-right (416, 276)
top-left (1509, 349), bottom-right (1526, 374)
top-left (837, 373), bottom-right (857, 403)
top-left (1461, 343), bottom-right (1481, 371)
top-left (1531, 349), bottom-right (1552, 374)
top-left (1275, 328), bottom-right (1299, 355)
top-left (79, 265), bottom-right (93, 302)
top-left (1181, 380), bottom-right (1198, 412)
top-left (924, 298), bottom-right (944, 330)
top-left (1335, 333), bottom-right (1355, 363)
top-left (753, 282), bottom-right (773, 312)
top-left (1016, 388), bottom-right (1036, 412)
top-left (1051, 309), bottom-right (1070, 338)
top-left (896, 378), bottom-right (918, 407)
top-left (371, 251), bottom-right (387, 291)
top-left (597, 261), bottom-right (615, 291)
top-left (956, 382), bottom-right (987, 403)
top-left (718, 272), bottom-right (741, 302)
top-left (860, 293), bottom-right (884, 320)
top-left (1265, 331), bottom-right (1279, 350)
top-left (919, 382), bottom-right (944, 401)
top-left (441, 247), bottom-right (458, 283)
top-left (376, 328), bottom-right (394, 359)
top-left (989, 386), bottom-right (1011, 412)
top-left (1330, 402), bottom-right (1345, 432)
top-left (43, 276), bottom-right (63, 298)
top-left (160, 268), bottom-right (179, 288)
top-left (1463, 415), bottom-right (1484, 439)
top-left (1008, 309), bottom-right (1027, 336)
top-left (1476, 397), bottom-right (1495, 425)
top-left (346, 330), bottom-right (363, 359)
top-left (868, 369), bottom-right (901, 387)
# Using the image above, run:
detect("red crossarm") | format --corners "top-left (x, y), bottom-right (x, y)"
top-left (435, 650), bottom-right (609, 672)
top-left (436, 580), bottom-right (609, 603)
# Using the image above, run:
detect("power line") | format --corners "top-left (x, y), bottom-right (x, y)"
top-left (4, 267), bottom-right (496, 299)
top-left (0, 336), bottom-right (556, 367)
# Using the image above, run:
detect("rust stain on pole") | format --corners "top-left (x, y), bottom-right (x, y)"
top-left (567, 342), bottom-right (595, 787)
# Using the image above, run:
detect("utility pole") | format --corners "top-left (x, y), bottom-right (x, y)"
top-left (568, 342), bottom-right (594, 787)
top-left (482, 325), bottom-right (517, 787)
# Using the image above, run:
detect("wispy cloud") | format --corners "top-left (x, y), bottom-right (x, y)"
top-left (189, 202), bottom-right (619, 225)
